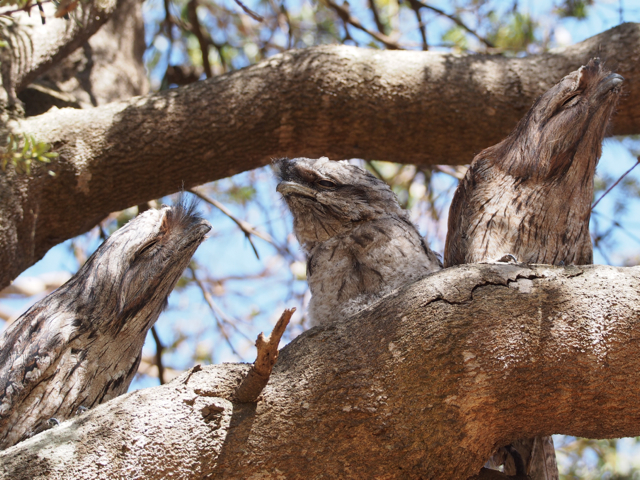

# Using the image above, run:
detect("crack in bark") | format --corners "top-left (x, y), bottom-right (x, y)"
top-left (0, 264), bottom-right (638, 479)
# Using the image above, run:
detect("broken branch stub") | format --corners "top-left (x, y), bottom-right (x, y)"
top-left (235, 307), bottom-right (295, 402)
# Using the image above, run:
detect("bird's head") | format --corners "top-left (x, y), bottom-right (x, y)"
top-left (63, 199), bottom-right (211, 334)
top-left (274, 157), bottom-right (404, 248)
top-left (483, 59), bottom-right (623, 183)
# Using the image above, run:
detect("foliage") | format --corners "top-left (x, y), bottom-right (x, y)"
top-left (0, 133), bottom-right (57, 175)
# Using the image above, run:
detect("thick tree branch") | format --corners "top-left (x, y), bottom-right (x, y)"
top-left (0, 0), bottom-right (122, 105)
top-left (0, 264), bottom-right (639, 479)
top-left (2, 23), bottom-right (640, 290)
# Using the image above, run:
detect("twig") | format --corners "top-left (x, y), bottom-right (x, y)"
top-left (406, 0), bottom-right (428, 50)
top-left (431, 164), bottom-right (468, 180)
top-left (365, 160), bottom-right (385, 179)
top-left (325, 0), bottom-right (402, 50)
top-left (187, 0), bottom-right (213, 78)
top-left (591, 211), bottom-right (640, 246)
top-left (0, 0), bottom-right (52, 17)
top-left (591, 157), bottom-right (640, 211)
top-left (367, 0), bottom-right (386, 35)
top-left (189, 266), bottom-right (241, 358)
top-left (36, 0), bottom-right (45, 24)
top-left (150, 326), bottom-right (166, 385)
top-left (161, 0), bottom-right (176, 88)
top-left (189, 187), bottom-right (279, 259)
top-left (409, 0), bottom-right (494, 48)
top-left (279, 1), bottom-right (293, 49)
top-left (235, 308), bottom-right (295, 402)
top-left (232, 0), bottom-right (264, 22)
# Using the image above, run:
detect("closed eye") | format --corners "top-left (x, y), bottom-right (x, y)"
top-left (561, 94), bottom-right (580, 108)
top-left (137, 239), bottom-right (159, 257)
top-left (318, 180), bottom-right (336, 188)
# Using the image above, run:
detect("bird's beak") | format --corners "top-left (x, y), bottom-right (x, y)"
top-left (595, 73), bottom-right (623, 98)
top-left (276, 181), bottom-right (316, 198)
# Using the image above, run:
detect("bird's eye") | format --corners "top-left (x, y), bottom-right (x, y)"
top-left (137, 239), bottom-right (158, 256)
top-left (318, 180), bottom-right (336, 188)
top-left (561, 94), bottom-right (580, 108)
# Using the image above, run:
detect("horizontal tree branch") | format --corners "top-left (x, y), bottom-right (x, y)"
top-left (1, 263), bottom-right (639, 479)
top-left (2, 22), bottom-right (640, 289)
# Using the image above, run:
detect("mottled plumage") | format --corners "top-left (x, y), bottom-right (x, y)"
top-left (275, 157), bottom-right (441, 326)
top-left (0, 202), bottom-right (210, 449)
top-left (445, 60), bottom-right (623, 479)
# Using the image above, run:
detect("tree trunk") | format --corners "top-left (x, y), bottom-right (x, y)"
top-left (1, 263), bottom-right (638, 479)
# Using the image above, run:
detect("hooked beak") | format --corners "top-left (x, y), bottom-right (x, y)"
top-left (276, 181), bottom-right (317, 199)
top-left (595, 73), bottom-right (624, 97)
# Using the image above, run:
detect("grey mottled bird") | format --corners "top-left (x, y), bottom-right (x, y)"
top-left (275, 157), bottom-right (441, 326)
top-left (0, 202), bottom-right (210, 449)
top-left (445, 60), bottom-right (623, 479)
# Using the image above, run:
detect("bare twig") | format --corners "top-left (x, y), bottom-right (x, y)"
top-left (235, 308), bottom-right (295, 402)
top-left (365, 160), bottom-right (385, 179)
top-left (150, 326), bottom-right (166, 384)
top-left (187, 0), bottom-right (213, 78)
top-left (0, 0), bottom-right (52, 17)
top-left (431, 164), bottom-right (468, 180)
top-left (367, 0), bottom-right (386, 35)
top-left (137, 355), bottom-right (182, 382)
top-left (591, 211), bottom-right (640, 246)
top-left (189, 187), bottom-right (279, 259)
top-left (189, 266), bottom-right (241, 358)
top-left (232, 0), bottom-right (263, 22)
top-left (325, 0), bottom-right (402, 49)
top-left (591, 156), bottom-right (640, 211)
top-left (410, 0), bottom-right (494, 48)
top-left (406, 0), bottom-right (428, 50)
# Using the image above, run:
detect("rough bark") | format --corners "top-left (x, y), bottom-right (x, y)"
top-left (0, 0), bottom-right (124, 107)
top-left (17, 0), bottom-right (148, 115)
top-left (0, 263), bottom-right (638, 479)
top-left (3, 22), bottom-right (639, 291)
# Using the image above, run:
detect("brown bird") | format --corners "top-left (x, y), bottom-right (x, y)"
top-left (0, 201), bottom-right (210, 449)
top-left (275, 157), bottom-right (441, 326)
top-left (445, 60), bottom-right (623, 479)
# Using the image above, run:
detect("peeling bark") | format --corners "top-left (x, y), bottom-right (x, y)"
top-left (1, 264), bottom-right (638, 479)
top-left (1, 23), bottom-right (639, 291)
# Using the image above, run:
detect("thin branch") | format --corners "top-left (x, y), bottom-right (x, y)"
top-left (591, 156), bottom-right (640, 211)
top-left (187, 0), bottom-right (213, 78)
top-left (431, 164), bottom-right (468, 180)
top-left (367, 0), bottom-right (386, 35)
top-left (410, 0), bottom-right (494, 48)
top-left (325, 0), bottom-right (402, 49)
top-left (406, 0), bottom-right (428, 50)
top-left (365, 160), bottom-right (385, 179)
top-left (150, 326), bottom-right (166, 385)
top-left (231, 0), bottom-right (264, 22)
top-left (163, 0), bottom-right (174, 42)
top-left (189, 187), bottom-right (280, 259)
top-left (591, 211), bottom-right (640, 246)
top-left (189, 266), bottom-right (241, 358)
top-left (279, 1), bottom-right (294, 49)
top-left (0, 0), bottom-right (62, 18)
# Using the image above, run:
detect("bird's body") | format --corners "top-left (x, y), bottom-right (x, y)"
top-left (275, 157), bottom-right (441, 326)
top-left (0, 202), bottom-right (210, 449)
top-left (445, 60), bottom-right (623, 479)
